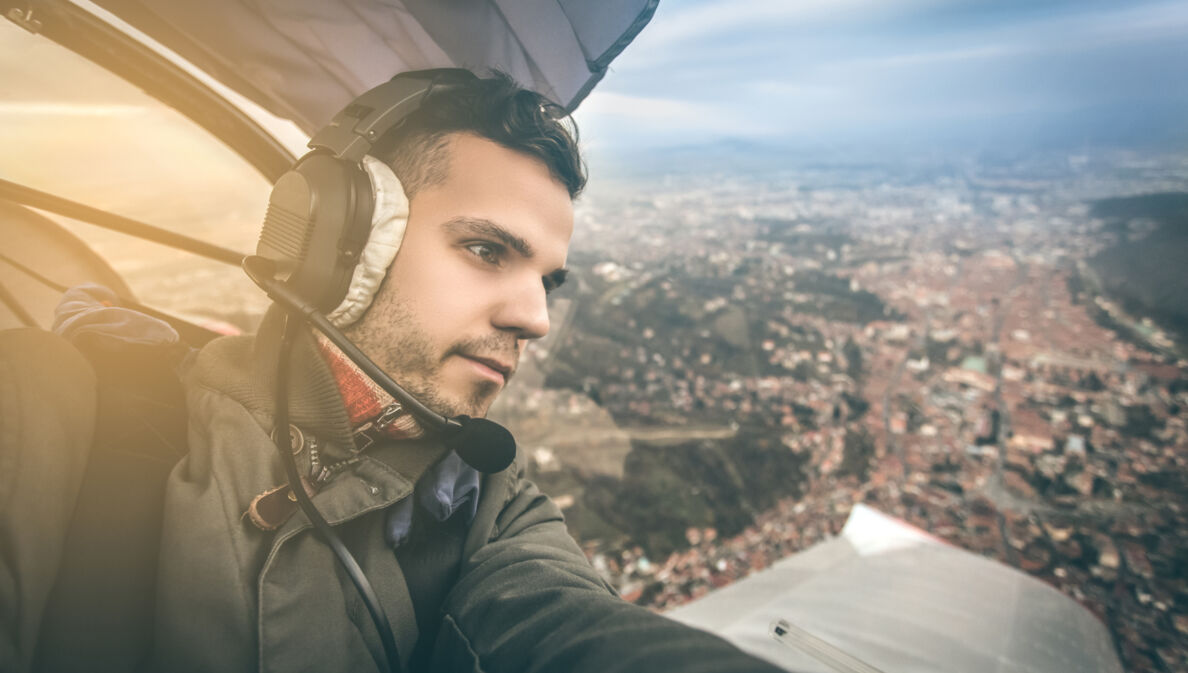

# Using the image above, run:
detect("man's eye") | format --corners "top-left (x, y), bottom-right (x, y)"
top-left (465, 243), bottom-right (502, 266)
top-left (543, 270), bottom-right (568, 295)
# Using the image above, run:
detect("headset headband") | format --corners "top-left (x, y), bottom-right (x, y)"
top-left (310, 68), bottom-right (478, 161)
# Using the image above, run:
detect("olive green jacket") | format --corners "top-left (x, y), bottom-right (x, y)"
top-left (153, 314), bottom-right (782, 673)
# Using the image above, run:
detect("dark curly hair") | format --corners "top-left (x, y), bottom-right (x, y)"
top-left (371, 71), bottom-right (586, 199)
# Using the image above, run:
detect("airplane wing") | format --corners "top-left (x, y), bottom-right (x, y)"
top-left (667, 505), bottom-right (1124, 673)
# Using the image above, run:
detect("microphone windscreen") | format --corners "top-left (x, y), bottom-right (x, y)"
top-left (444, 416), bottom-right (516, 473)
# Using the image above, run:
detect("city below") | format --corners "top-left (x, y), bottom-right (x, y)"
top-left (492, 146), bottom-right (1188, 673)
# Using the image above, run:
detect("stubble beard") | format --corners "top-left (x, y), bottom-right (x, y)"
top-left (344, 301), bottom-right (515, 419)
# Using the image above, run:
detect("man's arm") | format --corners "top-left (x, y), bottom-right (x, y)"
top-left (434, 471), bottom-right (787, 673)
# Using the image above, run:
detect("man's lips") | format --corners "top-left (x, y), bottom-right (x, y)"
top-left (458, 354), bottom-right (514, 382)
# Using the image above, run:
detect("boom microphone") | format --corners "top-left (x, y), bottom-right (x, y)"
top-left (442, 416), bottom-right (516, 473)
top-left (243, 255), bottom-right (516, 473)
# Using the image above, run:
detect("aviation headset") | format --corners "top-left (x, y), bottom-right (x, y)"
top-left (256, 68), bottom-right (469, 314)
top-left (241, 68), bottom-right (519, 673)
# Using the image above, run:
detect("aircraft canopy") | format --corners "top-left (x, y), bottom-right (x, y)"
top-left (93, 0), bottom-right (659, 133)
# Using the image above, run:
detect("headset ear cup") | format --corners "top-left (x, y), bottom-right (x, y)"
top-left (257, 153), bottom-right (373, 312)
top-left (258, 71), bottom-right (469, 317)
top-left (325, 157), bottom-right (411, 328)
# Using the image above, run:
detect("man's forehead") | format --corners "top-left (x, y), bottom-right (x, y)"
top-left (431, 133), bottom-right (568, 197)
top-left (412, 134), bottom-right (574, 254)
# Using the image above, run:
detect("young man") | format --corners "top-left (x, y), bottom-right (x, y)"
top-left (148, 73), bottom-right (787, 672)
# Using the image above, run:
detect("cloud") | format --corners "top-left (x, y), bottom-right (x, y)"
top-left (581, 0), bottom-right (1188, 148)
top-left (619, 0), bottom-right (938, 70)
top-left (1034, 0), bottom-right (1188, 46)
top-left (747, 81), bottom-right (844, 99)
top-left (643, 0), bottom-right (929, 48)
top-left (578, 92), bottom-right (745, 131)
top-left (574, 91), bottom-right (781, 148)
top-left (832, 44), bottom-right (1021, 71)
top-left (819, 0), bottom-right (1188, 74)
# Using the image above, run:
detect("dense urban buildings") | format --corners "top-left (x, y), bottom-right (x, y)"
top-left (493, 149), bottom-right (1188, 673)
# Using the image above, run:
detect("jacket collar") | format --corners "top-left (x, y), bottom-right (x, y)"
top-left (186, 306), bottom-right (451, 478)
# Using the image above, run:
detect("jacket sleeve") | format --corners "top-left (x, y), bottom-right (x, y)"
top-left (434, 469), bottom-right (789, 673)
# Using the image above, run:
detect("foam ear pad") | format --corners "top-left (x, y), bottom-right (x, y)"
top-left (326, 157), bottom-right (411, 328)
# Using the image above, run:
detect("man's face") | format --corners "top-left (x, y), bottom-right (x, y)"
top-left (344, 132), bottom-right (573, 418)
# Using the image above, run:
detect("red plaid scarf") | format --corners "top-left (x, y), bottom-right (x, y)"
top-left (313, 331), bottom-right (424, 441)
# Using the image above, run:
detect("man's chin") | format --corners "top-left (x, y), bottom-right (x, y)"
top-left (460, 388), bottom-right (500, 419)
top-left (427, 383), bottom-right (500, 420)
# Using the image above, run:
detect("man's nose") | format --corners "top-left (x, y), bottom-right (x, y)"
top-left (493, 276), bottom-right (550, 340)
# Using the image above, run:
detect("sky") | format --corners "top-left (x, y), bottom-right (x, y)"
top-left (573, 0), bottom-right (1188, 153)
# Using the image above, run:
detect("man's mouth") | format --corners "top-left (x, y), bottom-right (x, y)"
top-left (458, 354), bottom-right (514, 383)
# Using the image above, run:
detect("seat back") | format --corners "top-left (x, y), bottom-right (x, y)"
top-left (32, 334), bottom-right (189, 673)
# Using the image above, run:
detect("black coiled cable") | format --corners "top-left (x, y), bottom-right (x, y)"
top-left (273, 312), bottom-right (403, 673)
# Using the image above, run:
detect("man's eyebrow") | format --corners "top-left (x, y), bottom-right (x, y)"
top-left (443, 216), bottom-right (534, 259)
